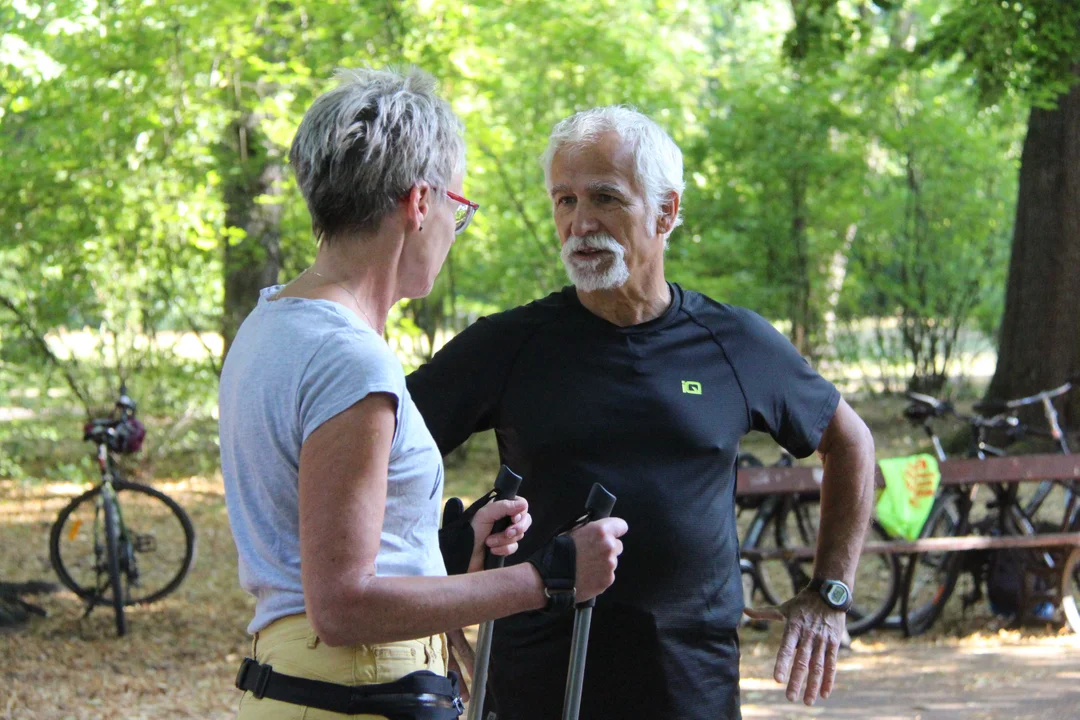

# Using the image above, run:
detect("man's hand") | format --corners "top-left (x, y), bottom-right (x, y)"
top-left (743, 588), bottom-right (846, 705)
top-left (567, 517), bottom-right (628, 602)
top-left (446, 628), bottom-right (475, 702)
top-left (467, 497), bottom-right (532, 573)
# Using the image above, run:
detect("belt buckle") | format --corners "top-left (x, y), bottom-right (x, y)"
top-left (236, 657), bottom-right (273, 699)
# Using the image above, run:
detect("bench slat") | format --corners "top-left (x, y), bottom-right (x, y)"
top-left (736, 453), bottom-right (1080, 496)
top-left (740, 532), bottom-right (1080, 561)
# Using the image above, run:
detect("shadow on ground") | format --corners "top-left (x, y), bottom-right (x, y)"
top-left (740, 630), bottom-right (1080, 720)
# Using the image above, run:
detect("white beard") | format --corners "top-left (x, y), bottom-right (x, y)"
top-left (560, 233), bottom-right (630, 292)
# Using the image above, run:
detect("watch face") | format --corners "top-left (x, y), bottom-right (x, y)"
top-left (827, 583), bottom-right (850, 607)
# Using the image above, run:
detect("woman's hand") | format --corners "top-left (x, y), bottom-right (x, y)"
top-left (467, 497), bottom-right (532, 573)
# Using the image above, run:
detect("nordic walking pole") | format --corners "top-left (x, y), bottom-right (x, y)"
top-left (467, 464), bottom-right (523, 720)
top-left (562, 483), bottom-right (617, 720)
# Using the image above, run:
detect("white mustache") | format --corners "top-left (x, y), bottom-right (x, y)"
top-left (560, 232), bottom-right (630, 291)
top-left (563, 234), bottom-right (623, 257)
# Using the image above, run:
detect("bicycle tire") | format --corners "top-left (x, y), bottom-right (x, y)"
top-left (102, 490), bottom-right (127, 636)
top-left (50, 480), bottom-right (196, 605)
top-left (755, 498), bottom-right (900, 635)
top-left (1063, 548), bottom-right (1080, 633)
top-left (756, 498), bottom-right (815, 607)
top-left (846, 519), bottom-right (901, 636)
top-left (900, 492), bottom-right (964, 637)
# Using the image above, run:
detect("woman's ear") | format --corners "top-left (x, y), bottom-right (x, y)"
top-left (404, 183), bottom-right (433, 232)
top-left (656, 191), bottom-right (680, 235)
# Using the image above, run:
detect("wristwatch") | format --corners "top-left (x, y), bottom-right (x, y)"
top-left (808, 578), bottom-right (853, 612)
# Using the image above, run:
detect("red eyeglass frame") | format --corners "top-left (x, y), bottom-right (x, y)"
top-left (446, 190), bottom-right (479, 234)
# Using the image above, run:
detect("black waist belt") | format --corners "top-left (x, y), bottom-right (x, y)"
top-left (235, 657), bottom-right (464, 719)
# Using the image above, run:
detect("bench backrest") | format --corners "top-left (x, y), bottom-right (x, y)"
top-left (736, 453), bottom-right (1080, 496)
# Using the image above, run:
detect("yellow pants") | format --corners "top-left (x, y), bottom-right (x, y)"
top-left (237, 614), bottom-right (449, 719)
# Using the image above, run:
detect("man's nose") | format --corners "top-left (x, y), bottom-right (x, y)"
top-left (570, 206), bottom-right (601, 236)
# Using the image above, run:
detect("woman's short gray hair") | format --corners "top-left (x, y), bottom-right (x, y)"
top-left (540, 106), bottom-right (684, 231)
top-left (289, 67), bottom-right (465, 242)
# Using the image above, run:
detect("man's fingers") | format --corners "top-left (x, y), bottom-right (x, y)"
top-left (594, 516), bottom-right (629, 538)
top-left (744, 606), bottom-right (785, 622)
top-left (785, 630), bottom-right (814, 702)
top-left (773, 622), bottom-right (800, 684)
top-left (802, 635), bottom-right (827, 705)
top-left (446, 651), bottom-right (470, 703)
top-left (447, 628), bottom-right (475, 676)
top-left (821, 637), bottom-right (840, 699)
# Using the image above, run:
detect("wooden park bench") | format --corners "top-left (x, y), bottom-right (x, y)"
top-left (736, 453), bottom-right (1080, 629)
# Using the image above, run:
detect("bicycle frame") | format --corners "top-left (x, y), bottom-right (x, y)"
top-left (740, 492), bottom-right (816, 603)
top-left (912, 398), bottom-right (1070, 589)
top-left (92, 440), bottom-right (141, 595)
top-left (739, 494), bottom-right (783, 601)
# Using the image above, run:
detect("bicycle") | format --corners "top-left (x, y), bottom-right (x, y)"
top-left (899, 385), bottom-right (1078, 636)
top-left (48, 385), bottom-right (196, 636)
top-left (737, 452), bottom-right (901, 636)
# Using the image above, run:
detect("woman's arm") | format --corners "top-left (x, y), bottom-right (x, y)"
top-left (299, 393), bottom-right (624, 647)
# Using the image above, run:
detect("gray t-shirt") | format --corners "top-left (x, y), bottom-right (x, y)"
top-left (219, 286), bottom-right (446, 633)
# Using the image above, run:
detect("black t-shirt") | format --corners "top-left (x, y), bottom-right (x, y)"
top-left (407, 284), bottom-right (839, 720)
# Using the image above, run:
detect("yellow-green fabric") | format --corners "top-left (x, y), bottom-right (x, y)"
top-left (875, 454), bottom-right (941, 541)
top-left (236, 614), bottom-right (448, 719)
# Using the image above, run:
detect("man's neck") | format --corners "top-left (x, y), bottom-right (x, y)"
top-left (576, 274), bottom-right (672, 327)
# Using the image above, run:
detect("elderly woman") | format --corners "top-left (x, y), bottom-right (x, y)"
top-left (218, 67), bottom-right (627, 719)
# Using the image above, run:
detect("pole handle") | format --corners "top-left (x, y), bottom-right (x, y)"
top-left (483, 465), bottom-right (523, 571)
top-left (578, 483), bottom-right (616, 609)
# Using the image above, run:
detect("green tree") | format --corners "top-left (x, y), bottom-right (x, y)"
top-left (919, 0), bottom-right (1080, 417)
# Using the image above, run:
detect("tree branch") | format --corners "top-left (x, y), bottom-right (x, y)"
top-left (476, 142), bottom-right (552, 278)
top-left (0, 294), bottom-right (93, 417)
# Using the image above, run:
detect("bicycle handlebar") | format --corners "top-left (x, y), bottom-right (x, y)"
top-left (904, 392), bottom-right (1020, 431)
top-left (1004, 381), bottom-right (1072, 408)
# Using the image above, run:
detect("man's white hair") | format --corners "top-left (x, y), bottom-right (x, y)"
top-left (540, 106), bottom-right (684, 232)
top-left (289, 66), bottom-right (465, 243)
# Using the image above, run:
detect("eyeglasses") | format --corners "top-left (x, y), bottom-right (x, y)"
top-left (447, 190), bottom-right (479, 235)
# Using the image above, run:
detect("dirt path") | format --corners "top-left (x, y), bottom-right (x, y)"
top-left (740, 632), bottom-right (1080, 720)
top-left (3, 479), bottom-right (1078, 719)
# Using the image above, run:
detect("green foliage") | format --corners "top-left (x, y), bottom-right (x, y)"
top-left (0, 0), bottom-right (1052, 436)
top-left (917, 0), bottom-right (1080, 108)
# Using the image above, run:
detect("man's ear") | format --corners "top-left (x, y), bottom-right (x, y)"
top-left (404, 183), bottom-right (434, 232)
top-left (656, 191), bottom-right (680, 235)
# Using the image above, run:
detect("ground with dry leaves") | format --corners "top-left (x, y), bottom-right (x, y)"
top-left (2, 472), bottom-right (1078, 720)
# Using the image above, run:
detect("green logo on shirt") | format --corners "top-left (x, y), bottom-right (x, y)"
top-left (681, 380), bottom-right (702, 395)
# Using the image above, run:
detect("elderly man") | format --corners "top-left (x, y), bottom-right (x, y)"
top-left (406, 107), bottom-right (875, 719)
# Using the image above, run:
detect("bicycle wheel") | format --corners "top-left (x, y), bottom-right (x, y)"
top-left (757, 499), bottom-right (900, 635)
top-left (756, 497), bottom-right (815, 607)
top-left (101, 490), bottom-right (128, 636)
top-left (1062, 548), bottom-right (1080, 633)
top-left (900, 492), bottom-right (964, 637)
top-left (845, 520), bottom-right (901, 636)
top-left (50, 480), bottom-right (195, 605)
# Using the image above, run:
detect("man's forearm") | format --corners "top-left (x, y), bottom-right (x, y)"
top-left (813, 424), bottom-right (876, 588)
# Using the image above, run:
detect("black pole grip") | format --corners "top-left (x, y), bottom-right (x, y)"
top-left (579, 483), bottom-right (617, 608)
top-left (484, 465), bottom-right (523, 570)
top-left (584, 483), bottom-right (616, 521)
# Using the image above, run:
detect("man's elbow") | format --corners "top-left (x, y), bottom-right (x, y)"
top-left (853, 415), bottom-right (875, 460)
top-left (836, 403), bottom-right (875, 460)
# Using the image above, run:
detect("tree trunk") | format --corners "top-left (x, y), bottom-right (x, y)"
top-left (985, 71), bottom-right (1080, 424)
top-left (220, 113), bottom-right (284, 358)
top-left (789, 169), bottom-right (812, 357)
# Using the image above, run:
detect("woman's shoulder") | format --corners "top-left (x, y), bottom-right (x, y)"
top-left (225, 292), bottom-right (400, 390)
